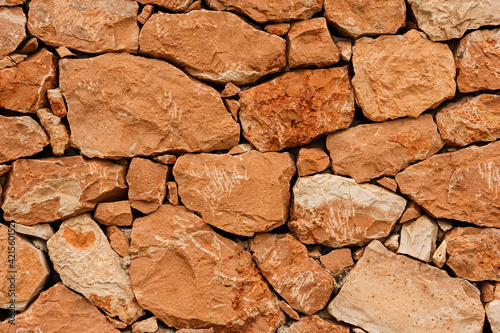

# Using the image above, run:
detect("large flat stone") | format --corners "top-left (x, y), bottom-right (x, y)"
top-left (0, 7), bottom-right (27, 56)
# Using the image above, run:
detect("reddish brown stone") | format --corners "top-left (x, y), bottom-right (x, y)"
top-left (264, 23), bottom-right (290, 35)
top-left (137, 5), bottom-right (154, 24)
top-left (137, 0), bottom-right (193, 12)
top-left (127, 158), bottom-right (168, 214)
top-left (445, 227), bottom-right (500, 282)
top-left (288, 315), bottom-right (350, 333)
top-left (132, 317), bottom-right (158, 333)
top-left (240, 67), bottom-right (355, 152)
top-left (399, 202), bottom-right (421, 223)
top-left (94, 201), bottom-right (133, 226)
top-left (0, 7), bottom-right (26, 56)
top-left (0, 48), bottom-right (57, 113)
top-left (129, 205), bottom-right (285, 332)
top-left (221, 83), bottom-right (241, 98)
top-left (2, 156), bottom-right (127, 225)
top-left (55, 46), bottom-right (75, 58)
top-left (224, 99), bottom-right (240, 121)
top-left (278, 301), bottom-right (300, 320)
top-left (396, 141), bottom-right (500, 228)
top-left (250, 233), bottom-right (333, 314)
top-left (153, 154), bottom-right (177, 165)
top-left (139, 11), bottom-right (286, 85)
top-left (166, 181), bottom-right (179, 206)
top-left (0, 0), bottom-right (26, 5)
top-left (107, 226), bottom-right (130, 257)
top-left (320, 248), bottom-right (354, 274)
top-left (480, 282), bottom-right (496, 303)
top-left (296, 148), bottom-right (330, 177)
top-left (47, 88), bottom-right (68, 117)
top-left (20, 37), bottom-right (39, 54)
top-left (376, 177), bottom-right (398, 192)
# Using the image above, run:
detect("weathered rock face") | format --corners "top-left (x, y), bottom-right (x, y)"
top-left (107, 226), bottom-right (130, 257)
top-left (396, 141), bottom-right (500, 228)
top-left (436, 94), bottom-right (500, 146)
top-left (173, 151), bottom-right (295, 236)
top-left (139, 11), bottom-right (286, 85)
top-left (205, 0), bottom-right (323, 23)
top-left (352, 30), bottom-right (456, 122)
top-left (249, 233), bottom-right (333, 315)
top-left (486, 300), bottom-right (500, 333)
top-left (47, 214), bottom-right (144, 324)
top-left (288, 315), bottom-right (349, 333)
top-left (94, 201), bottom-right (133, 226)
top-left (456, 28), bottom-right (500, 93)
top-left (320, 248), bottom-right (354, 274)
top-left (129, 205), bottom-right (285, 332)
top-left (127, 158), bottom-right (168, 214)
top-left (137, 0), bottom-right (194, 12)
top-left (445, 227), bottom-right (500, 282)
top-left (239, 67), bottom-right (354, 152)
top-left (296, 148), bottom-right (330, 177)
top-left (328, 240), bottom-right (485, 333)
top-left (326, 114), bottom-right (444, 183)
top-left (132, 317), bottom-right (158, 333)
top-left (289, 174), bottom-right (407, 248)
top-left (0, 115), bottom-right (49, 163)
top-left (0, 7), bottom-right (26, 56)
top-left (324, 0), bottom-right (406, 38)
top-left (0, 0), bottom-right (26, 5)
top-left (28, 0), bottom-right (139, 53)
top-left (397, 216), bottom-right (438, 262)
top-left (0, 283), bottom-right (120, 333)
top-left (2, 156), bottom-right (127, 225)
top-left (36, 108), bottom-right (70, 156)
top-left (60, 53), bottom-right (240, 159)
top-left (0, 48), bottom-right (57, 113)
top-left (0, 224), bottom-right (50, 311)
top-left (408, 0), bottom-right (500, 41)
top-left (287, 18), bottom-right (340, 68)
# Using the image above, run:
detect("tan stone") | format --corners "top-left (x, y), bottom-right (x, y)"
top-left (0, 0), bottom-right (26, 5)
top-left (376, 177), bottom-right (398, 192)
top-left (185, 0), bottom-right (201, 11)
top-left (486, 300), bottom-right (500, 333)
top-left (166, 181), bottom-right (179, 206)
top-left (139, 11), bottom-right (286, 85)
top-left (2, 156), bottom-right (127, 225)
top-left (28, 0), bottom-right (139, 53)
top-left (445, 227), bottom-right (500, 282)
top-left (480, 282), bottom-right (496, 303)
top-left (0, 165), bottom-right (9, 177)
top-left (432, 239), bottom-right (446, 268)
top-left (228, 143), bottom-right (253, 155)
top-left (328, 115), bottom-right (443, 183)
top-left (287, 18), bottom-right (340, 68)
top-left (221, 83), bottom-right (241, 98)
top-left (324, 0), bottom-right (406, 38)
top-left (307, 244), bottom-right (322, 258)
top-left (289, 174), bottom-right (406, 248)
top-left (36, 108), bottom-right (70, 156)
top-left (0, 53), bottom-right (25, 69)
top-left (94, 201), bottom-right (133, 226)
top-left (278, 301), bottom-right (300, 320)
top-left (265, 23), bottom-right (290, 35)
top-left (47, 214), bottom-right (144, 324)
top-left (47, 88), bottom-right (68, 117)
top-left (55, 46), bottom-right (75, 58)
top-left (174, 151), bottom-right (295, 236)
top-left (137, 0), bottom-right (193, 12)
top-left (137, 5), bottom-right (154, 24)
top-left (107, 226), bottom-right (130, 257)
top-left (399, 201), bottom-right (421, 223)
top-left (0, 7), bottom-right (27, 56)
top-left (0, 115), bottom-right (49, 163)
top-left (129, 205), bottom-right (285, 332)
top-left (205, 0), bottom-right (323, 23)
top-left (353, 248), bottom-right (364, 260)
top-left (408, 0), bottom-right (500, 41)
top-left (396, 141), bottom-right (500, 228)
top-left (15, 223), bottom-right (54, 240)
top-left (0, 48), bottom-right (57, 113)
top-left (108, 316), bottom-right (128, 329)
top-left (20, 37), bottom-right (39, 54)
top-left (153, 154), bottom-right (177, 165)
top-left (240, 67), bottom-right (354, 152)
top-left (132, 317), bottom-right (158, 333)
top-left (352, 30), bottom-right (456, 122)
top-left (0, 224), bottom-right (50, 310)
top-left (320, 248), bottom-right (354, 274)
top-left (296, 148), bottom-right (330, 177)
top-left (328, 240), bottom-right (485, 333)
top-left (288, 315), bottom-right (349, 333)
top-left (60, 53), bottom-right (239, 158)
top-left (383, 233), bottom-right (399, 252)
top-left (127, 158), bottom-right (168, 214)
top-left (335, 39), bottom-right (352, 61)
top-left (177, 330), bottom-right (214, 333)
top-left (250, 233), bottom-right (333, 315)
top-left (397, 216), bottom-right (438, 262)
top-left (436, 94), bottom-right (500, 146)
top-left (0, 283), bottom-right (120, 333)
top-left (224, 99), bottom-right (240, 121)
top-left (456, 28), bottom-right (500, 93)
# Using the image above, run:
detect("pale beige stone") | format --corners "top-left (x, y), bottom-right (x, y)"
top-left (289, 174), bottom-right (406, 248)
top-left (486, 300), bottom-right (500, 333)
top-left (28, 0), bottom-right (139, 53)
top-left (166, 181), bottom-right (179, 206)
top-left (432, 240), bottom-right (446, 268)
top-left (47, 214), bottom-right (144, 324)
top-left (328, 114), bottom-right (444, 183)
top-left (240, 67), bottom-right (354, 152)
top-left (288, 315), bottom-right (349, 333)
top-left (36, 108), bottom-right (70, 156)
top-left (396, 141), bottom-right (500, 228)
top-left (398, 216), bottom-right (438, 262)
top-left (129, 205), bottom-right (285, 332)
top-left (2, 156), bottom-right (127, 225)
top-left (320, 248), bottom-right (354, 273)
top-left (287, 17), bottom-right (340, 68)
top-left (408, 0), bottom-right (500, 41)
top-left (0, 7), bottom-right (27, 56)
top-left (94, 201), bottom-right (133, 226)
top-left (328, 240), bottom-right (485, 333)
top-left (352, 30), bottom-right (456, 122)
top-left (174, 151), bottom-right (295, 236)
top-left (250, 233), bottom-right (334, 315)
top-left (139, 11), bottom-right (286, 85)
top-left (132, 317), bottom-right (158, 333)
top-left (0, 115), bottom-right (49, 163)
top-left (107, 226), bottom-right (130, 257)
top-left (324, 0), bottom-right (406, 38)
top-left (60, 53), bottom-right (239, 158)
top-left (137, 0), bottom-right (193, 12)
top-left (383, 233), bottom-right (399, 252)
top-left (47, 88), bottom-right (68, 117)
top-left (296, 148), bottom-right (330, 177)
top-left (14, 223), bottom-right (54, 240)
top-left (127, 158), bottom-right (168, 214)
top-left (0, 224), bottom-right (50, 311)
top-left (137, 5), bottom-right (154, 24)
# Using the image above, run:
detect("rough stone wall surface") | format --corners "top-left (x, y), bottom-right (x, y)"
top-left (0, 1), bottom-right (498, 333)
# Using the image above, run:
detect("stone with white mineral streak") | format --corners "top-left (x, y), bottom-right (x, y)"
top-left (140, 11), bottom-right (286, 85)
top-left (47, 214), bottom-right (144, 324)
top-left (14, 223), bottom-right (54, 240)
top-left (408, 0), bottom-right (500, 41)
top-left (60, 53), bottom-right (239, 158)
top-left (0, 7), bottom-right (27, 56)
top-left (36, 108), bottom-right (70, 156)
top-left (328, 240), bottom-right (485, 333)
top-left (397, 216), bottom-right (438, 262)
top-left (289, 174), bottom-right (406, 248)
top-left (487, 300), bottom-right (500, 333)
